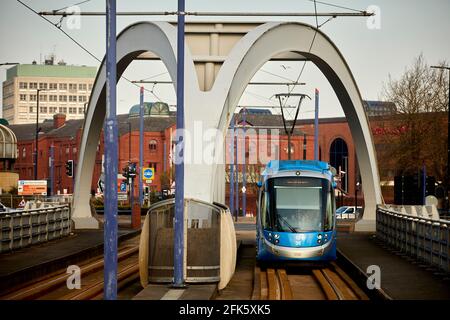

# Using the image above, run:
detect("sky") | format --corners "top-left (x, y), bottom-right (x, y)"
top-left (0, 0), bottom-right (449, 119)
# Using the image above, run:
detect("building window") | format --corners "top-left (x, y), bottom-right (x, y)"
top-left (19, 94), bottom-right (27, 101)
top-left (19, 82), bottom-right (28, 89)
top-left (60, 107), bottom-right (67, 113)
top-left (78, 95), bottom-right (87, 102)
top-left (59, 83), bottom-right (67, 90)
top-left (49, 95), bottom-right (57, 102)
top-left (22, 147), bottom-right (26, 158)
top-left (149, 162), bottom-right (157, 173)
top-left (30, 94), bottom-right (37, 101)
top-left (78, 83), bottom-right (87, 91)
top-left (66, 147), bottom-right (70, 155)
top-left (39, 83), bottom-right (47, 90)
top-left (49, 83), bottom-right (57, 90)
top-left (149, 140), bottom-right (157, 151)
top-left (88, 83), bottom-right (93, 90)
top-left (69, 83), bottom-right (77, 91)
top-left (30, 82), bottom-right (38, 89)
top-left (78, 107), bottom-right (84, 114)
top-left (40, 106), bottom-right (47, 113)
top-left (50, 107), bottom-right (57, 113)
top-left (69, 95), bottom-right (77, 102)
top-left (29, 106), bottom-right (34, 113)
top-left (59, 95), bottom-right (67, 102)
top-left (73, 147), bottom-right (77, 154)
top-left (69, 107), bottom-right (77, 114)
top-left (40, 95), bottom-right (47, 102)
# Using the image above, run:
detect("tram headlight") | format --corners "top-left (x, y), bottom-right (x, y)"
top-left (274, 239), bottom-right (279, 244)
top-left (317, 239), bottom-right (322, 245)
top-left (317, 234), bottom-right (323, 240)
top-left (274, 234), bottom-right (280, 239)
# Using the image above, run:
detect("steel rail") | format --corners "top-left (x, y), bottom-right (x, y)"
top-left (2, 245), bottom-right (139, 300)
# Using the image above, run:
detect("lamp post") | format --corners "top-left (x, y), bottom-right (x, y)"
top-left (34, 88), bottom-right (46, 180)
top-left (431, 65), bottom-right (450, 211)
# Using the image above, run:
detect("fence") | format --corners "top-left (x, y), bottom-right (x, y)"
top-left (0, 204), bottom-right (71, 253)
top-left (376, 206), bottom-right (449, 273)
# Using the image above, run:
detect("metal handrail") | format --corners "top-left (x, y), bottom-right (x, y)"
top-left (0, 204), bottom-right (71, 253)
top-left (376, 206), bottom-right (449, 273)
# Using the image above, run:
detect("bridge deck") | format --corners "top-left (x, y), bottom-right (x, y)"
top-left (337, 232), bottom-right (450, 300)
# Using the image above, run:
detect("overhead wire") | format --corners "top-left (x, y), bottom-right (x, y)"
top-left (16, 0), bottom-right (163, 102)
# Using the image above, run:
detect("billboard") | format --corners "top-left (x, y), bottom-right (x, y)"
top-left (18, 180), bottom-right (48, 196)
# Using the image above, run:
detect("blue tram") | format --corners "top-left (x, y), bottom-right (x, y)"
top-left (256, 160), bottom-right (337, 263)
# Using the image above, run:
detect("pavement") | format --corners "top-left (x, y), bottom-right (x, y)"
top-left (337, 232), bottom-right (450, 300)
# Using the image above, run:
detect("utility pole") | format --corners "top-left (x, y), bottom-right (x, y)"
top-left (34, 88), bottom-right (45, 180)
top-left (242, 107), bottom-right (247, 217)
top-left (139, 87), bottom-right (144, 207)
top-left (431, 65), bottom-right (450, 211)
top-left (104, 0), bottom-right (118, 300)
top-left (173, 0), bottom-right (186, 288)
top-left (230, 114), bottom-right (235, 221)
top-left (314, 88), bottom-right (319, 161)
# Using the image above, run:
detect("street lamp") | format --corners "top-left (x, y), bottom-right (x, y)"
top-left (431, 65), bottom-right (450, 211)
top-left (34, 88), bottom-right (46, 180)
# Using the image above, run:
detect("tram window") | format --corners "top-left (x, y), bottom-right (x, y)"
top-left (324, 189), bottom-right (334, 231)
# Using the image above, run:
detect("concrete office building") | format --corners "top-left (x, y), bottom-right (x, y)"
top-left (2, 59), bottom-right (96, 124)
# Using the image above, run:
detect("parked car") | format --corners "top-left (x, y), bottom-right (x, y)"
top-left (0, 202), bottom-right (10, 213)
top-left (336, 206), bottom-right (363, 219)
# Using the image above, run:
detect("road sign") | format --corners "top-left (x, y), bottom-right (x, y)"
top-left (18, 180), bottom-right (47, 196)
top-left (142, 167), bottom-right (154, 183)
top-left (120, 181), bottom-right (127, 193)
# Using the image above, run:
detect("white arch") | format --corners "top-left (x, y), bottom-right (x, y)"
top-left (72, 21), bottom-right (198, 228)
top-left (73, 21), bottom-right (382, 231)
top-left (202, 22), bottom-right (382, 230)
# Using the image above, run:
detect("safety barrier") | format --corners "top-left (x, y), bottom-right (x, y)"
top-left (0, 204), bottom-right (71, 253)
top-left (376, 206), bottom-right (449, 273)
top-left (139, 198), bottom-right (236, 289)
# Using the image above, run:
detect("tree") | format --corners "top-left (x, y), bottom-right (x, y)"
top-left (381, 54), bottom-right (449, 182)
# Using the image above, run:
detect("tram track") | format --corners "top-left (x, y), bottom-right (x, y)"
top-left (1, 244), bottom-right (140, 300)
top-left (252, 262), bottom-right (368, 300)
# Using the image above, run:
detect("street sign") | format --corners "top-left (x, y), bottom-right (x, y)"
top-left (142, 167), bottom-right (154, 183)
top-left (18, 180), bottom-right (47, 196)
top-left (119, 181), bottom-right (127, 193)
top-left (118, 193), bottom-right (128, 201)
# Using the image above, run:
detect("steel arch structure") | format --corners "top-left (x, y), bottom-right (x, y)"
top-left (72, 21), bottom-right (382, 231)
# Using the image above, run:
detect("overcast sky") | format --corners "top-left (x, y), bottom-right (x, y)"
top-left (1, 0), bottom-right (449, 119)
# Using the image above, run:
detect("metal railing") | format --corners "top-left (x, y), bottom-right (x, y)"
top-left (0, 204), bottom-right (71, 253)
top-left (376, 206), bottom-right (449, 273)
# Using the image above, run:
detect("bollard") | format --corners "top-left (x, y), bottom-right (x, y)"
top-left (132, 201), bottom-right (141, 229)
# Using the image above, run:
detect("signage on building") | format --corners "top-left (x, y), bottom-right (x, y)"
top-left (18, 180), bottom-right (48, 196)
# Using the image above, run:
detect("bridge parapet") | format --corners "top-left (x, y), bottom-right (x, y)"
top-left (0, 204), bottom-right (71, 253)
top-left (376, 206), bottom-right (449, 273)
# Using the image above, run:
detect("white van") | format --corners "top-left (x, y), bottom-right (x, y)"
top-left (336, 206), bottom-right (362, 219)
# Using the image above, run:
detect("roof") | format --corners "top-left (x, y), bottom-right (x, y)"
top-left (0, 124), bottom-right (18, 159)
top-left (265, 160), bottom-right (330, 173)
top-left (6, 64), bottom-right (97, 80)
top-left (7, 114), bottom-right (176, 141)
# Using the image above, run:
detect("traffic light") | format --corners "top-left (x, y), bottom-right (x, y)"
top-left (128, 162), bottom-right (136, 178)
top-left (65, 160), bottom-right (74, 177)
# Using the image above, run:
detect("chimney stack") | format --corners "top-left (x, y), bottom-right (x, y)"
top-left (53, 113), bottom-right (66, 129)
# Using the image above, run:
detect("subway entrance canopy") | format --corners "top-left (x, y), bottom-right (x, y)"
top-left (72, 21), bottom-right (382, 231)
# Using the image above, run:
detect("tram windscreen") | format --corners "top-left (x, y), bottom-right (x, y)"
top-left (262, 176), bottom-right (334, 232)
